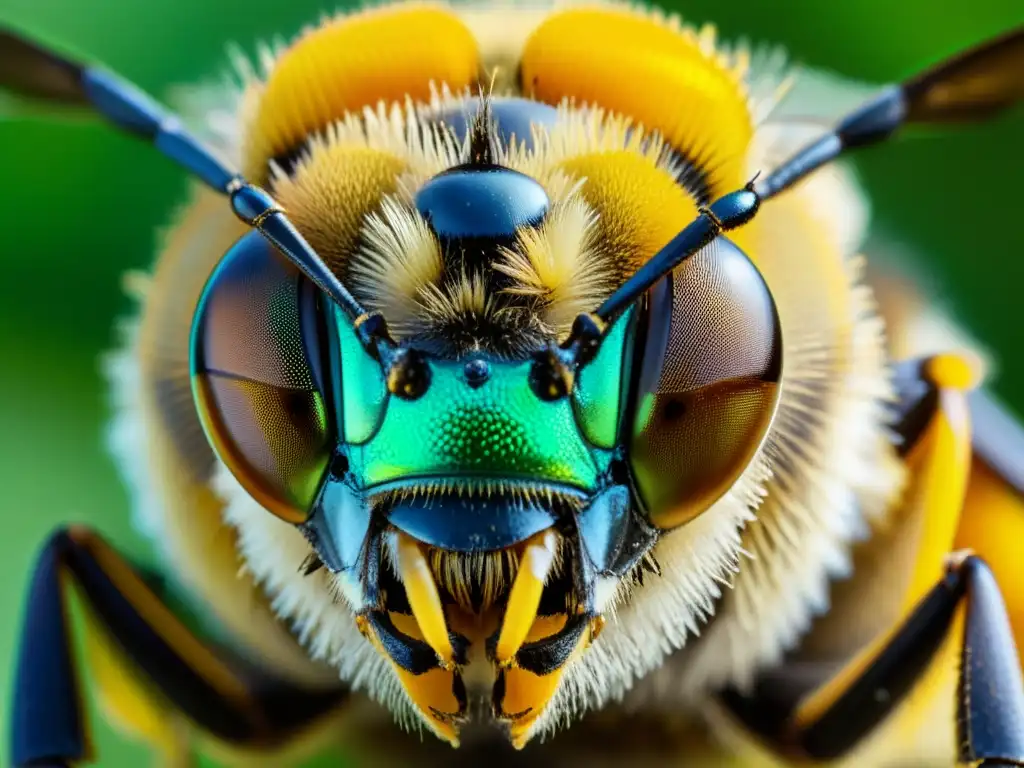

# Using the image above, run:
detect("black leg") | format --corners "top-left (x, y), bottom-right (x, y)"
top-left (10, 526), bottom-right (349, 768)
top-left (719, 554), bottom-right (1024, 765)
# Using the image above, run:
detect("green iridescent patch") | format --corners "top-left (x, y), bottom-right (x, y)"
top-left (572, 308), bottom-right (634, 449)
top-left (347, 359), bottom-right (599, 491)
top-left (333, 306), bottom-right (387, 446)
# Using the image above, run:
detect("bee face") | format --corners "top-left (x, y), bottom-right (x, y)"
top-left (190, 78), bottom-right (785, 742)
top-left (170, 0), bottom-right (870, 744)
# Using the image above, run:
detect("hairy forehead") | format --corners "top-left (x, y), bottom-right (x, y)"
top-left (205, 3), bottom-right (773, 352)
top-left (265, 96), bottom-right (698, 355)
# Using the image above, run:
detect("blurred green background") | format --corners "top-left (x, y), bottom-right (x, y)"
top-left (0, 0), bottom-right (1021, 765)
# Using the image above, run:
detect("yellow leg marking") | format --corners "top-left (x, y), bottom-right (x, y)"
top-left (56, 534), bottom-right (349, 768)
top-left (495, 529), bottom-right (559, 665)
top-left (901, 354), bottom-right (977, 610)
top-left (795, 355), bottom-right (976, 728)
top-left (69, 528), bottom-right (254, 716)
top-left (69, 528), bottom-right (253, 709)
top-left (957, 458), bottom-right (1024, 666)
top-left (82, 605), bottom-right (192, 767)
top-left (794, 584), bottom-right (968, 739)
top-left (395, 532), bottom-right (454, 668)
top-left (924, 351), bottom-right (984, 392)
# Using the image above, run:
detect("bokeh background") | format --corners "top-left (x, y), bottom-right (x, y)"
top-left (0, 0), bottom-right (1021, 765)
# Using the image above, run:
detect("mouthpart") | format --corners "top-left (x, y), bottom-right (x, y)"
top-left (301, 478), bottom-right (658, 747)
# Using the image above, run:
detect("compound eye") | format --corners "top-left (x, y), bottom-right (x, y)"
top-left (629, 238), bottom-right (782, 529)
top-left (191, 232), bottom-right (332, 523)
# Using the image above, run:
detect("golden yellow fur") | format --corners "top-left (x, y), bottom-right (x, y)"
top-left (272, 144), bottom-right (409, 274)
top-left (496, 190), bottom-right (608, 335)
top-left (243, 3), bottom-right (482, 176)
top-left (261, 91), bottom-right (708, 345)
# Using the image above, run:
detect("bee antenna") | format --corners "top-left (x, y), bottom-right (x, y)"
top-left (563, 25), bottom-right (1024, 373)
top-left (560, 180), bottom-right (761, 365)
top-left (539, 174), bottom-right (761, 387)
top-left (754, 26), bottom-right (1024, 201)
top-left (0, 26), bottom-right (398, 361)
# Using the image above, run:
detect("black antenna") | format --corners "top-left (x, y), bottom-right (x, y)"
top-left (594, 180), bottom-right (760, 325)
top-left (754, 25), bottom-right (1024, 201)
top-left (526, 181), bottom-right (760, 399)
top-left (551, 24), bottom-right (1024, 382)
top-left (0, 27), bottom-right (396, 359)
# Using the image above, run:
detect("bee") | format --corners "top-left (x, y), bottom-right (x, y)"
top-left (4, 2), bottom-right (1024, 766)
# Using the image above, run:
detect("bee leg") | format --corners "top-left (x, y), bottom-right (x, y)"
top-left (10, 526), bottom-right (349, 768)
top-left (718, 553), bottom-right (1024, 765)
top-left (967, 387), bottom-right (1024, 498)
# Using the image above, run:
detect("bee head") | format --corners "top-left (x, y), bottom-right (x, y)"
top-left (189, 97), bottom-right (782, 744)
